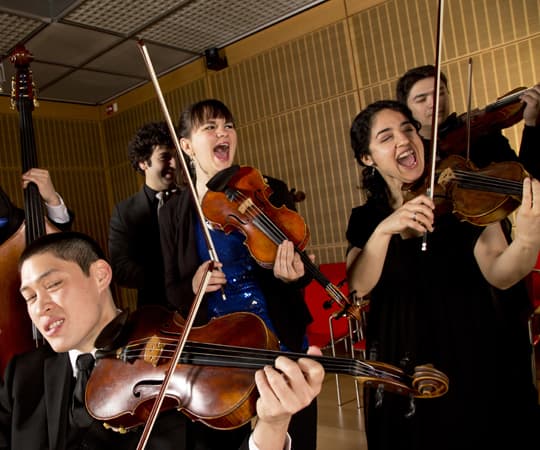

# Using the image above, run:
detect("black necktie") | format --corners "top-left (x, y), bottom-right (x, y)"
top-left (155, 191), bottom-right (164, 214)
top-left (70, 353), bottom-right (95, 428)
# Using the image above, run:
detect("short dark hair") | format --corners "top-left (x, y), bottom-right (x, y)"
top-left (128, 121), bottom-right (174, 175)
top-left (177, 99), bottom-right (235, 139)
top-left (19, 232), bottom-right (107, 276)
top-left (396, 65), bottom-right (448, 105)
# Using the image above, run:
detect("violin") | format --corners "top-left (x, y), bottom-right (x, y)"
top-left (436, 155), bottom-right (526, 225)
top-left (406, 154), bottom-right (526, 226)
top-left (85, 306), bottom-right (449, 432)
top-left (438, 86), bottom-right (529, 156)
top-left (201, 165), bottom-right (362, 320)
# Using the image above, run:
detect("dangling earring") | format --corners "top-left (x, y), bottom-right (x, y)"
top-left (370, 165), bottom-right (376, 176)
top-left (189, 155), bottom-right (196, 172)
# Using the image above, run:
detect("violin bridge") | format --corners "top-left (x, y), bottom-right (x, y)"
top-left (237, 197), bottom-right (254, 214)
top-left (143, 335), bottom-right (165, 366)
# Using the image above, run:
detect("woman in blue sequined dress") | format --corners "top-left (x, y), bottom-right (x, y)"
top-left (159, 99), bottom-right (317, 450)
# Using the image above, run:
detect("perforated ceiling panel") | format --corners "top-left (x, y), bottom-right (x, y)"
top-left (0, 0), bottom-right (326, 104)
top-left (0, 12), bottom-right (42, 54)
top-left (64, 0), bottom-right (190, 35)
top-left (140, 0), bottom-right (325, 52)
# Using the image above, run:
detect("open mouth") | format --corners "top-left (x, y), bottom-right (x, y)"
top-left (397, 149), bottom-right (417, 168)
top-left (214, 143), bottom-right (230, 161)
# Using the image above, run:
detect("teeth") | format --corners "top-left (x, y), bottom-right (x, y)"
top-left (47, 319), bottom-right (63, 332)
top-left (397, 149), bottom-right (413, 160)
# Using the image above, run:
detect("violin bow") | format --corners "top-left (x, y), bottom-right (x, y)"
top-left (135, 40), bottom-right (222, 450)
top-left (134, 263), bottom-right (215, 450)
top-left (137, 40), bottom-right (222, 267)
top-left (465, 57), bottom-right (473, 161)
top-left (422, 0), bottom-right (445, 251)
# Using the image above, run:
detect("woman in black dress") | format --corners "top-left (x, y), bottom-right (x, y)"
top-left (345, 100), bottom-right (540, 450)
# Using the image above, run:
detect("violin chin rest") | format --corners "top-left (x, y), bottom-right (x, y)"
top-left (94, 310), bottom-right (130, 351)
top-left (206, 165), bottom-right (240, 192)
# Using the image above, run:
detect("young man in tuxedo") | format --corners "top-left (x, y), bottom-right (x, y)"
top-left (0, 231), bottom-right (324, 450)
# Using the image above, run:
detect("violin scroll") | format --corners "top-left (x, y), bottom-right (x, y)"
top-left (411, 364), bottom-right (450, 398)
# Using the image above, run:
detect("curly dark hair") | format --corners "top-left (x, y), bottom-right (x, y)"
top-left (128, 121), bottom-right (174, 175)
top-left (350, 100), bottom-right (420, 208)
top-left (396, 64), bottom-right (448, 105)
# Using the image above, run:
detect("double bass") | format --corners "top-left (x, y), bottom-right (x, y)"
top-left (0, 45), bottom-right (62, 377)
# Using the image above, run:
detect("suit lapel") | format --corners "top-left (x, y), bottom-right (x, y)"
top-left (44, 352), bottom-right (72, 450)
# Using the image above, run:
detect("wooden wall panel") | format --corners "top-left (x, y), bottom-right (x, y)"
top-left (0, 111), bottom-right (108, 254)
top-left (1, 0), bottom-right (537, 305)
top-left (351, 0), bottom-right (539, 154)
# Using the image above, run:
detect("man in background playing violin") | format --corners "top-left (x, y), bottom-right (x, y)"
top-left (0, 231), bottom-right (324, 450)
top-left (396, 64), bottom-right (540, 178)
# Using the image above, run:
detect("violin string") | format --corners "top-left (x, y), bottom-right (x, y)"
top-left (452, 170), bottom-right (523, 188)
top-left (230, 190), bottom-right (352, 309)
top-left (451, 170), bottom-right (523, 196)
top-left (116, 339), bottom-right (405, 381)
top-left (230, 190), bottom-right (289, 245)
top-left (487, 88), bottom-right (527, 111)
top-left (119, 339), bottom-right (387, 376)
top-left (235, 189), bottom-right (356, 313)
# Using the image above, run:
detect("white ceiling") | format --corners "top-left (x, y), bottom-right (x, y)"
top-left (0, 0), bottom-right (326, 105)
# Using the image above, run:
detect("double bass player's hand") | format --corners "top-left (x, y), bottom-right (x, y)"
top-left (21, 168), bottom-right (61, 206)
top-left (251, 345), bottom-right (324, 450)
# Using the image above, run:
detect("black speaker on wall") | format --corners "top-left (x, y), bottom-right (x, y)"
top-left (205, 47), bottom-right (228, 71)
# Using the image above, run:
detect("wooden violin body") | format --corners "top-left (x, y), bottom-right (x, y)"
top-left (203, 165), bottom-right (309, 268)
top-left (86, 306), bottom-right (449, 432)
top-left (405, 154), bottom-right (526, 226)
top-left (203, 165), bottom-right (362, 319)
top-left (87, 306), bottom-right (276, 431)
top-left (436, 154), bottom-right (525, 226)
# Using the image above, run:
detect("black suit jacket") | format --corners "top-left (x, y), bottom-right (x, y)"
top-left (0, 345), bottom-right (250, 450)
top-left (109, 187), bottom-right (167, 307)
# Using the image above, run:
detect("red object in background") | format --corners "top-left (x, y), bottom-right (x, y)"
top-left (304, 263), bottom-right (350, 348)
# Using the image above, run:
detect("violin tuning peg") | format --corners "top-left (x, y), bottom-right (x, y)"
top-left (375, 384), bottom-right (384, 408)
top-left (404, 394), bottom-right (416, 418)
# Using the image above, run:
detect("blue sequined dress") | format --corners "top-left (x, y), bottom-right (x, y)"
top-left (195, 221), bottom-right (306, 351)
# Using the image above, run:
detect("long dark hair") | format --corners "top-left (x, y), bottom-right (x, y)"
top-left (350, 100), bottom-right (420, 209)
